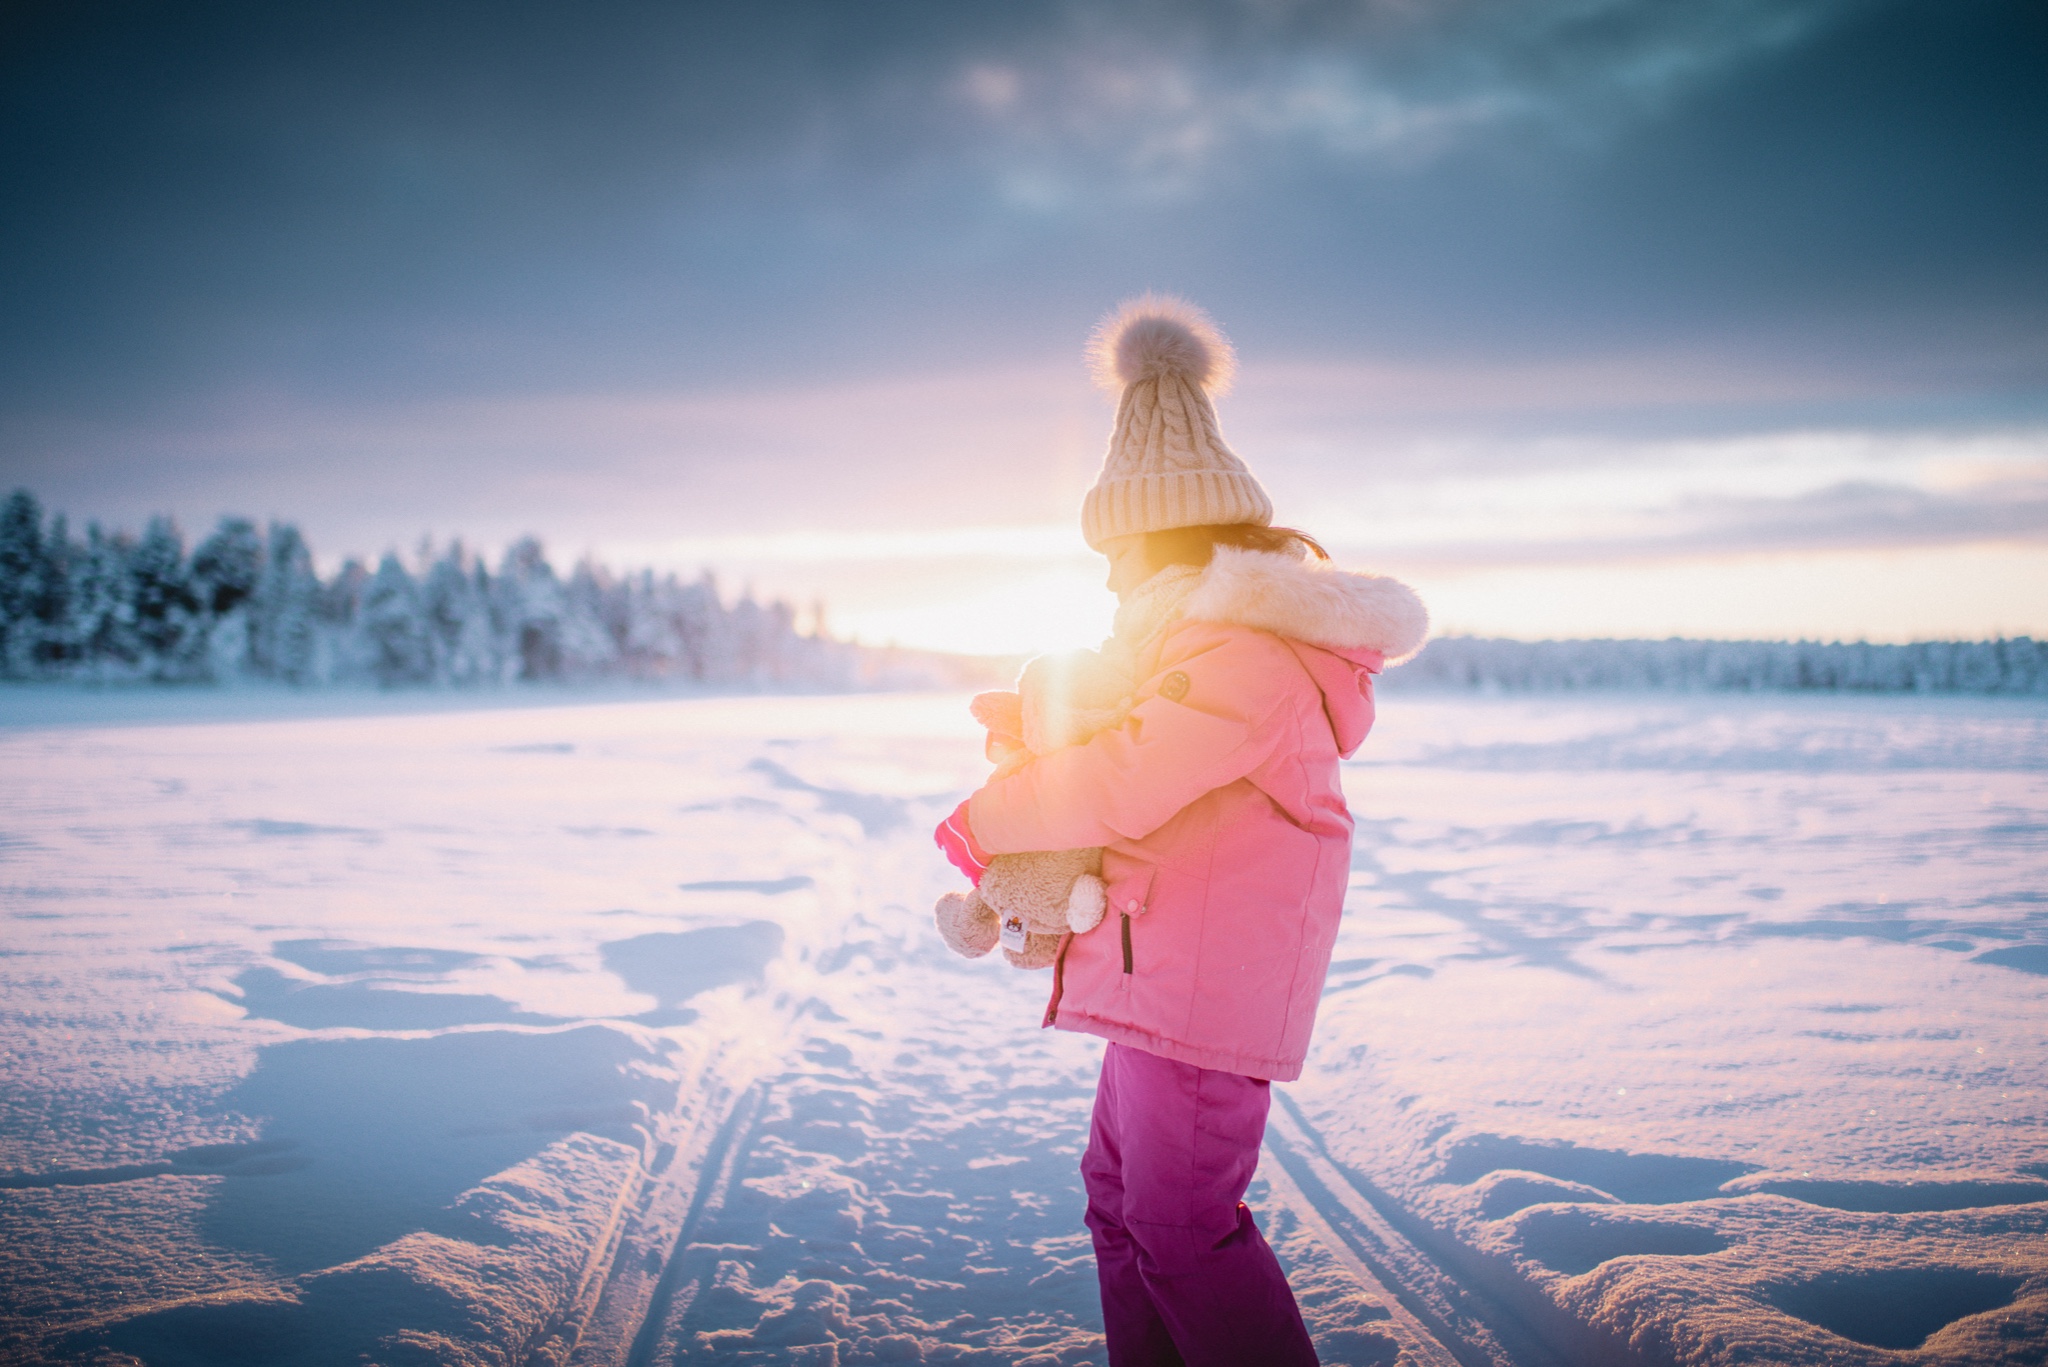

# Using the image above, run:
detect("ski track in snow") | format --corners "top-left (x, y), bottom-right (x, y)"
top-left (0, 689), bottom-right (2043, 1365)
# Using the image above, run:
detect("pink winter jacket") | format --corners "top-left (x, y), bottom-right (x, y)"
top-left (967, 548), bottom-right (1428, 1082)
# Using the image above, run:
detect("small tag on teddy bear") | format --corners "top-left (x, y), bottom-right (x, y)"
top-left (999, 915), bottom-right (1028, 953)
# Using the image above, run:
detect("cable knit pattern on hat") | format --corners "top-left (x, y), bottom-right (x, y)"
top-left (1081, 294), bottom-right (1274, 549)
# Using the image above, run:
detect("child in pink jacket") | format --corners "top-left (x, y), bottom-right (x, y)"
top-left (935, 297), bottom-right (1428, 1367)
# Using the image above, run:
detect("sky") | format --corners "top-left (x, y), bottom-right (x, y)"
top-left (2, 0), bottom-right (2044, 654)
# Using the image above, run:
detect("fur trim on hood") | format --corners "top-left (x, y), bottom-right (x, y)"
top-left (1179, 547), bottom-right (1429, 664)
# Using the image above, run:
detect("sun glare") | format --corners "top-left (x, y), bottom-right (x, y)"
top-left (835, 561), bottom-right (1116, 657)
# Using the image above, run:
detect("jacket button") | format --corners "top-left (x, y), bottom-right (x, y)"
top-left (1125, 899), bottom-right (1140, 912)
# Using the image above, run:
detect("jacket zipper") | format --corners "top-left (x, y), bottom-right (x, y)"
top-left (1120, 912), bottom-right (1133, 975)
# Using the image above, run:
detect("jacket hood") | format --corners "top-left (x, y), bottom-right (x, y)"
top-left (1283, 638), bottom-right (1380, 756)
top-left (1179, 547), bottom-right (1428, 662)
top-left (1177, 547), bottom-right (1426, 757)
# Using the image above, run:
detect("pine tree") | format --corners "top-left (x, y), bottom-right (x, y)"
top-left (617, 570), bottom-right (684, 678)
top-left (420, 542), bottom-right (497, 684)
top-left (361, 552), bottom-right (434, 686)
top-left (320, 557), bottom-right (370, 682)
top-left (249, 524), bottom-right (321, 683)
top-left (191, 518), bottom-right (262, 617)
top-left (673, 571), bottom-right (729, 682)
top-left (129, 516), bottom-right (204, 680)
top-left (70, 524), bottom-right (140, 678)
top-left (30, 515), bottom-right (78, 672)
top-left (560, 558), bottom-right (621, 677)
top-left (0, 489), bottom-right (44, 676)
top-left (495, 537), bottom-right (566, 681)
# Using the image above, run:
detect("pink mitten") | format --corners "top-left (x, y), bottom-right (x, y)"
top-left (934, 800), bottom-right (991, 886)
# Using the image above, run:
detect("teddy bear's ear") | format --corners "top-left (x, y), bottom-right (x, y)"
top-left (970, 689), bottom-right (1023, 736)
top-left (1067, 873), bottom-right (1107, 934)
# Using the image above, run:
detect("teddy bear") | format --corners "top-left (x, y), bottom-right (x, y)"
top-left (934, 647), bottom-right (1134, 969)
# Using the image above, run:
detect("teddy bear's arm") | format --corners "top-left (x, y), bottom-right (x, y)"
top-left (971, 632), bottom-right (1282, 852)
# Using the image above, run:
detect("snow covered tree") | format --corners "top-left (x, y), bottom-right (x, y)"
top-left (0, 490), bottom-right (46, 675)
top-left (360, 553), bottom-right (434, 686)
top-left (420, 543), bottom-right (498, 684)
top-left (248, 524), bottom-right (322, 683)
top-left (494, 537), bottom-right (567, 681)
top-left (1392, 635), bottom-right (2048, 696)
top-left (318, 557), bottom-right (370, 681)
top-left (191, 518), bottom-right (262, 618)
top-left (68, 524), bottom-right (140, 678)
top-left (27, 515), bottom-right (78, 672)
top-left (673, 571), bottom-right (732, 681)
top-left (559, 558), bottom-right (622, 677)
top-left (615, 570), bottom-right (686, 677)
top-left (128, 517), bottom-right (205, 680)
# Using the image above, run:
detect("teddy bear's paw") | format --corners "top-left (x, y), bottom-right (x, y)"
top-left (1067, 872), bottom-right (1107, 934)
top-left (934, 891), bottom-right (999, 959)
top-left (1001, 931), bottom-right (1063, 971)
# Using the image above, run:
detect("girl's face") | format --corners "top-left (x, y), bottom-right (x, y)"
top-left (1100, 533), bottom-right (1156, 601)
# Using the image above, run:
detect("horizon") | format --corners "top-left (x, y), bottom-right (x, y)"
top-left (6, 482), bottom-right (2043, 657)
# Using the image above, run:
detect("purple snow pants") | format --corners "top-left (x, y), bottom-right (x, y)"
top-left (1081, 1042), bottom-right (1319, 1367)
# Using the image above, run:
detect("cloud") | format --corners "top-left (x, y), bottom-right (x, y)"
top-left (1346, 472), bottom-right (2048, 571)
top-left (1660, 476), bottom-right (2048, 556)
top-left (1243, 417), bottom-right (2048, 570)
top-left (0, 364), bottom-right (1108, 555)
top-left (3, 0), bottom-right (2040, 415)
top-left (939, 0), bottom-right (1854, 197)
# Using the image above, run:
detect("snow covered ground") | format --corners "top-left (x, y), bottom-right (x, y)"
top-left (0, 687), bottom-right (2042, 1365)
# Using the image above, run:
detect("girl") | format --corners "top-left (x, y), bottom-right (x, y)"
top-left (936, 296), bottom-right (1427, 1367)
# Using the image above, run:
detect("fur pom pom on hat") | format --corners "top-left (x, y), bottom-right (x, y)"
top-left (1081, 294), bottom-right (1271, 549)
top-left (1088, 293), bottom-right (1236, 395)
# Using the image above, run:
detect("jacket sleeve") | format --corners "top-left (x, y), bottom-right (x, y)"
top-left (967, 627), bottom-right (1287, 852)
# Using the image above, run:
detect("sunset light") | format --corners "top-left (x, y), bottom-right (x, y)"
top-left (4, 2), bottom-right (2045, 1363)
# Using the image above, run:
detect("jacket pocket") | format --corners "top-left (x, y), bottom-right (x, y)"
top-left (1102, 859), bottom-right (1156, 922)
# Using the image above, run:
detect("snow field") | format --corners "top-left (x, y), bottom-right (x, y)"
top-left (1, 689), bottom-right (2044, 1364)
top-left (0, 692), bottom-right (1411, 1364)
top-left (1297, 696), bottom-right (2048, 1364)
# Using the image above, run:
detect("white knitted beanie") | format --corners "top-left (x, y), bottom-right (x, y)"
top-left (1080, 294), bottom-right (1273, 550)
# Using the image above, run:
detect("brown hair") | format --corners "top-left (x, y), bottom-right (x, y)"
top-left (1141, 523), bottom-right (1329, 570)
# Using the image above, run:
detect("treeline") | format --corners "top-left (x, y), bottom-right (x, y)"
top-left (0, 489), bottom-right (876, 689)
top-left (10, 488), bottom-right (2039, 697)
top-left (1396, 635), bottom-right (2048, 696)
